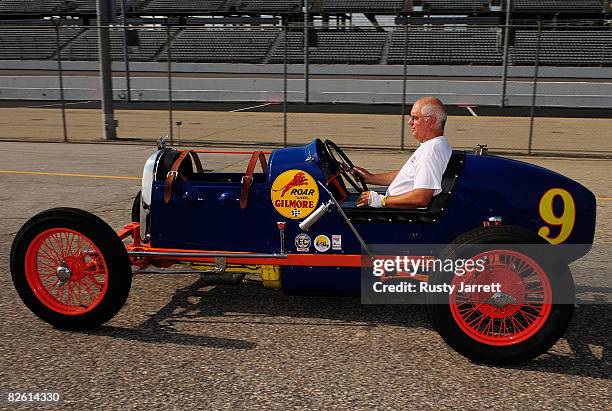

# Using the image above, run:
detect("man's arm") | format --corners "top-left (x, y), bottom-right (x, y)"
top-left (353, 167), bottom-right (399, 186)
top-left (384, 188), bottom-right (434, 208)
top-left (357, 188), bottom-right (434, 209)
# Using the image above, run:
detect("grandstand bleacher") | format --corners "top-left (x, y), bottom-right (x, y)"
top-left (0, 0), bottom-right (66, 14)
top-left (512, 29), bottom-right (612, 66)
top-left (0, 0), bottom-right (610, 66)
top-left (58, 27), bottom-right (173, 61)
top-left (143, 0), bottom-right (226, 14)
top-left (319, 0), bottom-right (404, 14)
top-left (270, 31), bottom-right (387, 64)
top-left (421, 0), bottom-right (490, 13)
top-left (164, 28), bottom-right (278, 63)
top-left (236, 0), bottom-right (302, 13)
top-left (387, 27), bottom-right (503, 65)
top-left (0, 26), bottom-right (82, 59)
top-left (512, 0), bottom-right (604, 12)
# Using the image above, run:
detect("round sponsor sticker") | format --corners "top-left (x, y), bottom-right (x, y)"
top-left (314, 235), bottom-right (331, 252)
top-left (295, 233), bottom-right (311, 252)
top-left (271, 170), bottom-right (319, 220)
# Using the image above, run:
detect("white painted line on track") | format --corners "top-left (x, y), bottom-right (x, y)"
top-left (25, 100), bottom-right (95, 108)
top-left (466, 106), bottom-right (478, 117)
top-left (0, 170), bottom-right (139, 180)
top-left (229, 102), bottom-right (275, 112)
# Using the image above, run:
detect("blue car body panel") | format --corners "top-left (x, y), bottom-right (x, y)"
top-left (148, 139), bottom-right (596, 294)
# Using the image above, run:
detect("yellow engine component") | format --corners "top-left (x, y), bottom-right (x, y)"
top-left (260, 265), bottom-right (282, 289)
top-left (183, 262), bottom-right (281, 289)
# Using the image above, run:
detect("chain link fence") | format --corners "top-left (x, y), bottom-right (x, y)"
top-left (0, 22), bottom-right (610, 156)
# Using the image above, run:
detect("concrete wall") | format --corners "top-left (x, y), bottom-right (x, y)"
top-left (1, 61), bottom-right (611, 107)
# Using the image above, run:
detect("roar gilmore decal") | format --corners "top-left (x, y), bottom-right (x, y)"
top-left (271, 170), bottom-right (319, 219)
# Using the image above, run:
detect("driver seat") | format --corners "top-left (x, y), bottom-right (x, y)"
top-left (343, 150), bottom-right (465, 224)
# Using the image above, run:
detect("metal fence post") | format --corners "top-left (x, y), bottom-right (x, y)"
top-left (400, 22), bottom-right (409, 150)
top-left (500, 0), bottom-right (512, 107)
top-left (54, 20), bottom-right (68, 143)
top-left (166, 20), bottom-right (174, 145)
top-left (96, 0), bottom-right (117, 140)
top-left (283, 25), bottom-right (288, 147)
top-left (120, 0), bottom-right (131, 102)
top-left (528, 21), bottom-right (542, 155)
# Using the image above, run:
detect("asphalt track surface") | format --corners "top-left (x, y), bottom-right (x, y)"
top-left (0, 142), bottom-right (610, 409)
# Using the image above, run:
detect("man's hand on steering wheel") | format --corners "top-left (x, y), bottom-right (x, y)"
top-left (353, 166), bottom-right (375, 184)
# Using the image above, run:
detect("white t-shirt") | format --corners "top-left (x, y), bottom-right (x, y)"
top-left (386, 136), bottom-right (452, 197)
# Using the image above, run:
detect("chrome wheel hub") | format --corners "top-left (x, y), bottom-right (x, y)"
top-left (56, 264), bottom-right (71, 282)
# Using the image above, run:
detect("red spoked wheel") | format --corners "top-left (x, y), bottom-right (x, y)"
top-left (426, 226), bottom-right (575, 365)
top-left (11, 208), bottom-right (132, 329)
top-left (449, 250), bottom-right (552, 347)
top-left (25, 228), bottom-right (109, 315)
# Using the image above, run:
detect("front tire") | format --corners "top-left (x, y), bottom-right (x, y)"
top-left (10, 208), bottom-right (132, 329)
top-left (426, 226), bottom-right (574, 365)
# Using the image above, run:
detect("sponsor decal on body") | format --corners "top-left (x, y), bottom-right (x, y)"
top-left (295, 233), bottom-right (311, 252)
top-left (271, 170), bottom-right (319, 219)
top-left (332, 235), bottom-right (342, 250)
top-left (314, 235), bottom-right (331, 252)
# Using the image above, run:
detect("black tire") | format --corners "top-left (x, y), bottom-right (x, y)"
top-left (10, 208), bottom-right (132, 329)
top-left (426, 226), bottom-right (574, 365)
top-left (131, 190), bottom-right (141, 223)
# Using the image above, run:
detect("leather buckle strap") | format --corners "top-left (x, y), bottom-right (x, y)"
top-left (163, 150), bottom-right (191, 204)
top-left (240, 151), bottom-right (267, 209)
top-left (241, 175), bottom-right (253, 186)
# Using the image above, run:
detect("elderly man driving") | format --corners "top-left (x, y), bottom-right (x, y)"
top-left (355, 96), bottom-right (452, 209)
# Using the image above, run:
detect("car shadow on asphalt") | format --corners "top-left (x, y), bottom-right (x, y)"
top-left (87, 277), bottom-right (610, 379)
top-left (85, 324), bottom-right (257, 350)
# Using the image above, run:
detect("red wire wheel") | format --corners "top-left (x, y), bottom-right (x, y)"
top-left (449, 250), bottom-right (552, 346)
top-left (11, 208), bottom-right (132, 329)
top-left (425, 226), bottom-right (575, 365)
top-left (25, 228), bottom-right (109, 315)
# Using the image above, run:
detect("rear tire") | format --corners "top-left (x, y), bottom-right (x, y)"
top-left (10, 208), bottom-right (132, 329)
top-left (426, 226), bottom-right (574, 365)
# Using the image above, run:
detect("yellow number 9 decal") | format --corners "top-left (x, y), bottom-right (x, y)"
top-left (537, 188), bottom-right (575, 244)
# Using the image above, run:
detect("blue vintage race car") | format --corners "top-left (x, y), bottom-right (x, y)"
top-left (10, 139), bottom-right (596, 365)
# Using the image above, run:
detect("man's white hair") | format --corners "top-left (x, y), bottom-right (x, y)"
top-left (421, 102), bottom-right (447, 131)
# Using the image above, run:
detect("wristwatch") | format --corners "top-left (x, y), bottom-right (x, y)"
top-left (381, 195), bottom-right (387, 208)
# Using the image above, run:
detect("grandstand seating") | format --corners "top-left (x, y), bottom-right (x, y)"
top-left (235, 0), bottom-right (302, 13)
top-left (0, 0), bottom-right (130, 14)
top-left (269, 31), bottom-right (387, 64)
top-left (387, 27), bottom-right (503, 65)
top-left (512, 0), bottom-right (604, 12)
top-left (58, 28), bottom-right (173, 61)
top-left (319, 0), bottom-right (403, 13)
top-left (0, 0), bottom-right (610, 67)
top-left (69, 0), bottom-right (130, 14)
top-left (164, 28), bottom-right (278, 63)
top-left (421, 0), bottom-right (490, 12)
top-left (143, 0), bottom-right (225, 14)
top-left (0, 0), bottom-right (609, 16)
top-left (0, 26), bottom-right (83, 59)
top-left (512, 29), bottom-right (612, 66)
top-left (0, 0), bottom-right (67, 14)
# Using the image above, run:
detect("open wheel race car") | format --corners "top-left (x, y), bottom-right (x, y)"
top-left (10, 139), bottom-right (596, 365)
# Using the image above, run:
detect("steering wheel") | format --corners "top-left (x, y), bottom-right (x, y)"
top-left (323, 139), bottom-right (368, 192)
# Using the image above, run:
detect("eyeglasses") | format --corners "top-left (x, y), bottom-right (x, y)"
top-left (409, 115), bottom-right (432, 122)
